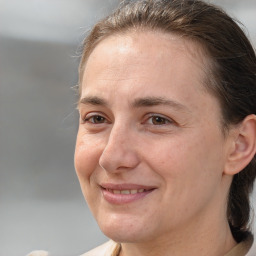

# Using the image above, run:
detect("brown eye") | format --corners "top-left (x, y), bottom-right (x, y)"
top-left (151, 116), bottom-right (168, 125)
top-left (83, 115), bottom-right (107, 124)
top-left (90, 115), bottom-right (106, 124)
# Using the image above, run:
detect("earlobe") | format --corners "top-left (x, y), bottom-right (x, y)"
top-left (224, 114), bottom-right (256, 176)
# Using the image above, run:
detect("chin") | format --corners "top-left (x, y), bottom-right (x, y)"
top-left (98, 217), bottom-right (148, 243)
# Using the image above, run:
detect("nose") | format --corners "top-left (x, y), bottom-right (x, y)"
top-left (99, 124), bottom-right (140, 173)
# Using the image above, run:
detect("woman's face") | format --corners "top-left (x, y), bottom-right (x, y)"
top-left (75, 31), bottom-right (232, 243)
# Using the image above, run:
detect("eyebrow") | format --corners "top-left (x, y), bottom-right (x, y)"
top-left (132, 96), bottom-right (190, 112)
top-left (79, 96), bottom-right (189, 112)
top-left (79, 96), bottom-right (108, 106)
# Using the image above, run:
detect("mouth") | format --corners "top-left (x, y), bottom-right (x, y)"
top-left (100, 184), bottom-right (156, 204)
top-left (105, 188), bottom-right (148, 194)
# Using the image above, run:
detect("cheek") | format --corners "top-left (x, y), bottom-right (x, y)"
top-left (151, 135), bottom-right (225, 226)
top-left (74, 130), bottom-right (104, 185)
top-left (155, 131), bottom-right (225, 193)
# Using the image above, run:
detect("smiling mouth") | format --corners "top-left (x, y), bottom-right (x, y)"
top-left (100, 185), bottom-right (156, 204)
top-left (105, 188), bottom-right (148, 194)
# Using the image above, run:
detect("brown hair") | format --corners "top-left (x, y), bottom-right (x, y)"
top-left (78, 0), bottom-right (256, 242)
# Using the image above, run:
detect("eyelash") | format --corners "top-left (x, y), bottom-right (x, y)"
top-left (82, 114), bottom-right (108, 124)
top-left (81, 113), bottom-right (173, 127)
top-left (145, 114), bottom-right (173, 126)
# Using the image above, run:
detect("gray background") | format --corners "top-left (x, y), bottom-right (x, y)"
top-left (0, 0), bottom-right (255, 256)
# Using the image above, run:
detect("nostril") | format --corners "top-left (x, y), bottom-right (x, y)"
top-left (98, 132), bottom-right (140, 172)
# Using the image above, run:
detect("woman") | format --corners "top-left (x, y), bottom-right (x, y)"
top-left (75, 0), bottom-right (256, 255)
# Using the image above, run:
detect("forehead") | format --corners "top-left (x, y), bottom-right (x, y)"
top-left (88, 30), bottom-right (208, 67)
top-left (80, 30), bottom-right (223, 129)
top-left (82, 30), bottom-right (210, 96)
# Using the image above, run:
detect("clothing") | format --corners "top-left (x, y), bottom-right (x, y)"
top-left (81, 235), bottom-right (254, 256)
top-left (26, 251), bottom-right (49, 256)
top-left (80, 240), bottom-right (120, 256)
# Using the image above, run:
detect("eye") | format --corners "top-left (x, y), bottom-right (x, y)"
top-left (83, 114), bottom-right (107, 124)
top-left (147, 114), bottom-right (173, 125)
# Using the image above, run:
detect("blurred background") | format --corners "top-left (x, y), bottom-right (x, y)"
top-left (0, 0), bottom-right (255, 255)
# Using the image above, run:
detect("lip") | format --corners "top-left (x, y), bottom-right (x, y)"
top-left (100, 183), bottom-right (156, 205)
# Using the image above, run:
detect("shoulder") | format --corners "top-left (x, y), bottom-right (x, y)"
top-left (224, 233), bottom-right (254, 256)
top-left (80, 240), bottom-right (120, 256)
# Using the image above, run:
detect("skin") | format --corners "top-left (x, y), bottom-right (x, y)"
top-left (75, 31), bottom-right (239, 256)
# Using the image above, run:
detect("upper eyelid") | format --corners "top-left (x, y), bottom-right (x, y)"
top-left (84, 114), bottom-right (106, 120)
top-left (145, 113), bottom-right (174, 122)
top-left (81, 111), bottom-right (107, 118)
top-left (80, 111), bottom-right (175, 123)
top-left (81, 112), bottom-right (111, 124)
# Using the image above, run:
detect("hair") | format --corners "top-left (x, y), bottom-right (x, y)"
top-left (78, 0), bottom-right (256, 242)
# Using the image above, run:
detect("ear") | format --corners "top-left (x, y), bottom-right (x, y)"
top-left (224, 114), bottom-right (256, 175)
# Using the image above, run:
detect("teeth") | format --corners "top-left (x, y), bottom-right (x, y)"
top-left (108, 189), bottom-right (146, 194)
top-left (121, 190), bottom-right (130, 194)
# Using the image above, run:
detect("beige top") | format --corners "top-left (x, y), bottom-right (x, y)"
top-left (81, 235), bottom-right (254, 256)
